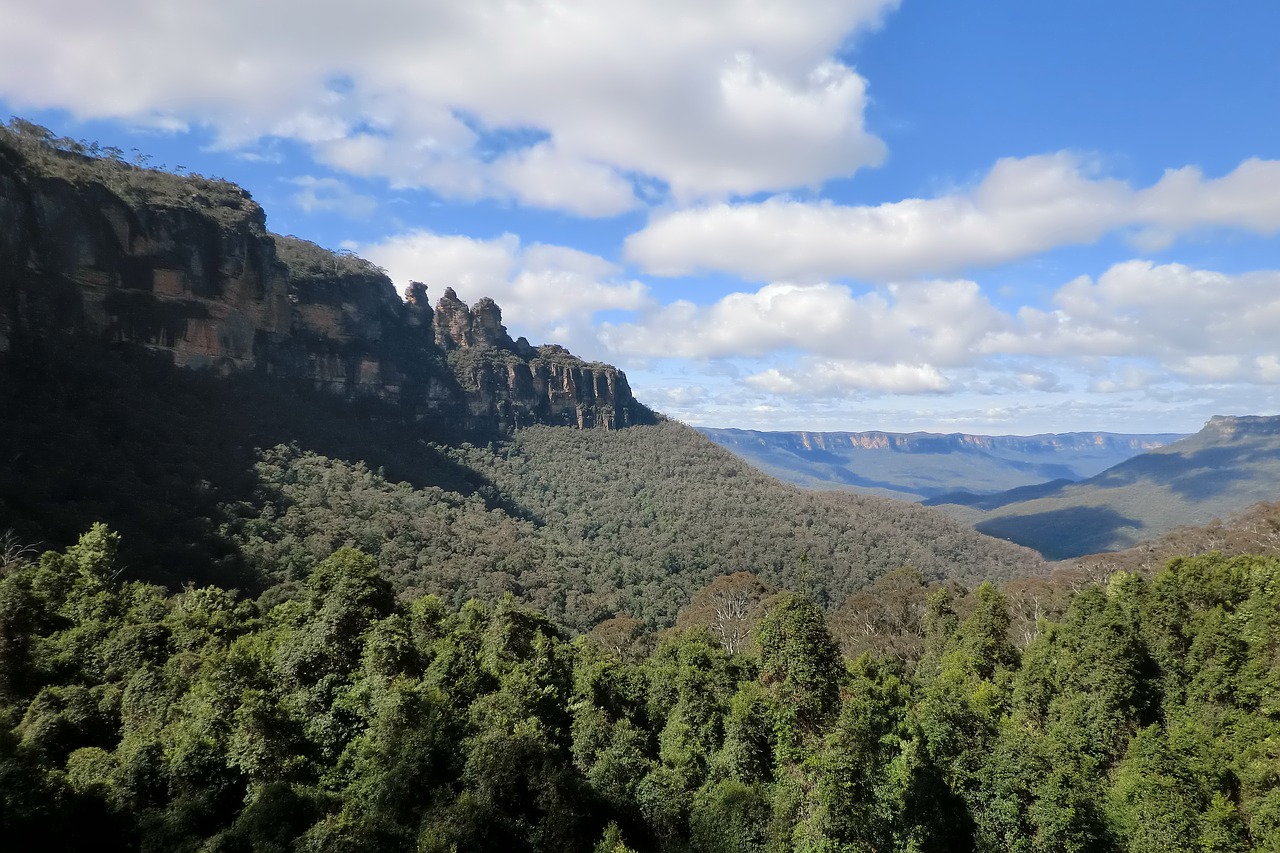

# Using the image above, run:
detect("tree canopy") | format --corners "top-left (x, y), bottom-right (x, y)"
top-left (2, 528), bottom-right (1278, 851)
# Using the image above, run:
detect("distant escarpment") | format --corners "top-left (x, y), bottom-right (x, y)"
top-left (929, 414), bottom-right (1280, 559)
top-left (700, 427), bottom-right (1183, 501)
top-left (0, 120), bottom-right (651, 434)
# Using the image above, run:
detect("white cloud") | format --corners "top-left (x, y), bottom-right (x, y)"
top-left (640, 384), bottom-right (711, 412)
top-left (1132, 159), bottom-right (1280, 249)
top-left (0, 0), bottom-right (896, 215)
top-left (491, 143), bottom-right (638, 217)
top-left (594, 259), bottom-right (1280, 410)
top-left (1257, 356), bottom-right (1280, 384)
top-left (599, 278), bottom-right (1008, 364)
top-left (747, 361), bottom-right (950, 395)
top-left (1013, 370), bottom-right (1061, 392)
top-left (360, 230), bottom-right (649, 351)
top-left (1172, 355), bottom-right (1242, 381)
top-left (1088, 365), bottom-right (1164, 395)
top-left (625, 153), bottom-right (1280, 281)
top-left (289, 176), bottom-right (377, 217)
top-left (993, 262), bottom-right (1280, 364)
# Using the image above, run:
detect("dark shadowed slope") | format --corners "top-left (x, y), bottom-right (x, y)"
top-left (929, 415), bottom-right (1280, 559)
top-left (0, 120), bottom-right (1043, 630)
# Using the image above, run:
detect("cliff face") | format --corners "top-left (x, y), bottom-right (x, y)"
top-left (1201, 415), bottom-right (1280, 441)
top-left (0, 127), bottom-right (651, 434)
top-left (699, 426), bottom-right (1188, 503)
top-left (734, 430), bottom-right (1179, 456)
top-left (433, 288), bottom-right (645, 431)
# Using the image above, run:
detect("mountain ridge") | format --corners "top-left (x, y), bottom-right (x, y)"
top-left (0, 118), bottom-right (1045, 622)
top-left (0, 119), bottom-right (652, 436)
top-left (699, 426), bottom-right (1184, 501)
top-left (928, 413), bottom-right (1280, 558)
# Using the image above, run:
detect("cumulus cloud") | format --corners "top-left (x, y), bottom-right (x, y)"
top-left (289, 176), bottom-right (377, 217)
top-left (625, 154), bottom-right (1280, 281)
top-left (490, 143), bottom-right (638, 217)
top-left (994, 262), bottom-right (1280, 369)
top-left (599, 278), bottom-right (1009, 364)
top-left (360, 230), bottom-right (650, 351)
top-left (593, 259), bottom-right (1280, 405)
top-left (0, 0), bottom-right (895, 215)
top-left (747, 361), bottom-right (950, 395)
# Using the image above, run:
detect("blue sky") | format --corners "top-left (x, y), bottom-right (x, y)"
top-left (2, 0), bottom-right (1279, 434)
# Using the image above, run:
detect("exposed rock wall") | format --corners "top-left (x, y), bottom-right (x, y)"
top-left (0, 131), bottom-right (652, 434)
top-left (0, 152), bottom-right (286, 372)
top-left (1202, 415), bottom-right (1280, 440)
top-left (719, 429), bottom-right (1178, 456)
top-left (436, 292), bottom-right (639, 431)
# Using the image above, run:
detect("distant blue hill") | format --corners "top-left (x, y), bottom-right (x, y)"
top-left (926, 415), bottom-right (1280, 559)
top-left (698, 428), bottom-right (1184, 503)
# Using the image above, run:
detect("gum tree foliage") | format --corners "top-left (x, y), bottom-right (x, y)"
top-left (2, 529), bottom-right (1279, 851)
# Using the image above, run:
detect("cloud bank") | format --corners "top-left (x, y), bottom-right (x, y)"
top-left (626, 155), bottom-right (1280, 281)
top-left (0, 0), bottom-right (896, 215)
top-left (599, 260), bottom-right (1280, 397)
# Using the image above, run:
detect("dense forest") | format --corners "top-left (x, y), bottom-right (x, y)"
top-left (2, 526), bottom-right (1278, 851)
top-left (0, 339), bottom-right (1041, 630)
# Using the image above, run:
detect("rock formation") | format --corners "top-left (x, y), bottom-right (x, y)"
top-left (1201, 414), bottom-right (1280, 440)
top-left (0, 122), bottom-right (653, 434)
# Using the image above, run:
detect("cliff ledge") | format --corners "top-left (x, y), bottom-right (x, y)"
top-left (0, 120), bottom-right (653, 434)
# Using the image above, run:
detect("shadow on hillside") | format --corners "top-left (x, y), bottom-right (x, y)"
top-left (0, 337), bottom-right (507, 591)
top-left (1081, 443), bottom-right (1280, 502)
top-left (750, 449), bottom-right (926, 496)
top-left (1163, 444), bottom-right (1280, 501)
top-left (1168, 467), bottom-right (1244, 501)
top-left (925, 478), bottom-right (1074, 510)
top-left (1089, 451), bottom-right (1192, 487)
top-left (976, 505), bottom-right (1142, 561)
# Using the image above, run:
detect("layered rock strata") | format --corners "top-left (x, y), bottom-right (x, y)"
top-left (0, 127), bottom-right (650, 433)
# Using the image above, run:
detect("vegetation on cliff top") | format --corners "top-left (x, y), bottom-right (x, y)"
top-left (0, 117), bottom-right (260, 228)
top-left (273, 234), bottom-right (391, 284)
top-left (0, 118), bottom-right (388, 283)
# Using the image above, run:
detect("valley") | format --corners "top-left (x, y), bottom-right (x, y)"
top-left (700, 427), bottom-right (1184, 501)
top-left (3, 119), bottom-right (1280, 852)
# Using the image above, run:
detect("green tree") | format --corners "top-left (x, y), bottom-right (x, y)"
top-left (755, 594), bottom-right (843, 762)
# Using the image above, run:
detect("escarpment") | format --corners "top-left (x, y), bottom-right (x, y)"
top-left (0, 123), bottom-right (653, 434)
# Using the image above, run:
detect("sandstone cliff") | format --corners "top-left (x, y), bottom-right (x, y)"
top-left (713, 429), bottom-right (1175, 457)
top-left (0, 122), bottom-right (652, 434)
top-left (1201, 414), bottom-right (1280, 441)
top-left (699, 426), bottom-right (1186, 502)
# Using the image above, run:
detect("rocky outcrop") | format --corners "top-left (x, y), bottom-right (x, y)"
top-left (739, 430), bottom-right (1180, 456)
top-left (1202, 415), bottom-right (1280, 440)
top-left (0, 125), bottom-right (653, 434)
top-left (434, 292), bottom-right (641, 431)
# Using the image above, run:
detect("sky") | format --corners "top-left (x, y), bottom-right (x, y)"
top-left (2, 0), bottom-right (1279, 435)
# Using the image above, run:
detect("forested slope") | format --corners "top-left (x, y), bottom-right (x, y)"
top-left (2, 528), bottom-right (1278, 851)
top-left (931, 415), bottom-right (1280, 559)
top-left (226, 422), bottom-right (1044, 629)
top-left (1, 338), bottom-right (1043, 631)
top-left (453, 424), bottom-right (1044, 617)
